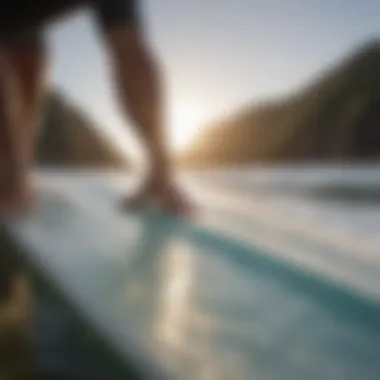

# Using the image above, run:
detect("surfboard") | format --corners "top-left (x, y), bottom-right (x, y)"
top-left (3, 171), bottom-right (380, 380)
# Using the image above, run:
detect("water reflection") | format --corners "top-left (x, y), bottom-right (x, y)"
top-left (120, 211), bottom-right (194, 369)
top-left (157, 240), bottom-right (193, 361)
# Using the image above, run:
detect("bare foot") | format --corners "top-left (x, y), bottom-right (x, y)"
top-left (122, 172), bottom-right (195, 218)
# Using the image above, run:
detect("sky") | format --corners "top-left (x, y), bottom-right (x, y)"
top-left (48, 0), bottom-right (380, 158)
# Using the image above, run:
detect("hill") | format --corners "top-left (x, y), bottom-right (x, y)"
top-left (179, 40), bottom-right (380, 168)
top-left (37, 91), bottom-right (128, 168)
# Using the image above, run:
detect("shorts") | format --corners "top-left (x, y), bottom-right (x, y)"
top-left (0, 0), bottom-right (140, 40)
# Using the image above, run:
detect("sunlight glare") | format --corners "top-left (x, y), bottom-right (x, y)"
top-left (169, 104), bottom-right (205, 151)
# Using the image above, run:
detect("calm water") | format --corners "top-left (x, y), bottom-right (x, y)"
top-left (187, 164), bottom-right (380, 241)
top-left (182, 163), bottom-right (380, 298)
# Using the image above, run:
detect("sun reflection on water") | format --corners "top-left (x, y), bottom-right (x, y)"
top-left (155, 242), bottom-right (194, 366)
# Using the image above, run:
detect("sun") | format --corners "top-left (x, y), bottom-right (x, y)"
top-left (169, 104), bottom-right (204, 151)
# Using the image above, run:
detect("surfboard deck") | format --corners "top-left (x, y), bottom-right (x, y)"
top-left (4, 172), bottom-right (380, 380)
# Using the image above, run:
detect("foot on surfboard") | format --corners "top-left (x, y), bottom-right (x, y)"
top-left (121, 180), bottom-right (195, 218)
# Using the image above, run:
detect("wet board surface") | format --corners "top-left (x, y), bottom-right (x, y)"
top-left (5, 172), bottom-right (380, 380)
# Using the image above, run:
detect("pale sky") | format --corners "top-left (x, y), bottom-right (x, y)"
top-left (48, 0), bottom-right (380, 158)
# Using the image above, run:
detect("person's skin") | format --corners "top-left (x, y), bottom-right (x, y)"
top-left (0, 46), bottom-right (27, 213)
top-left (0, 22), bottom-right (192, 216)
top-left (0, 33), bottom-right (49, 213)
top-left (8, 34), bottom-right (47, 173)
top-left (103, 27), bottom-right (192, 215)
